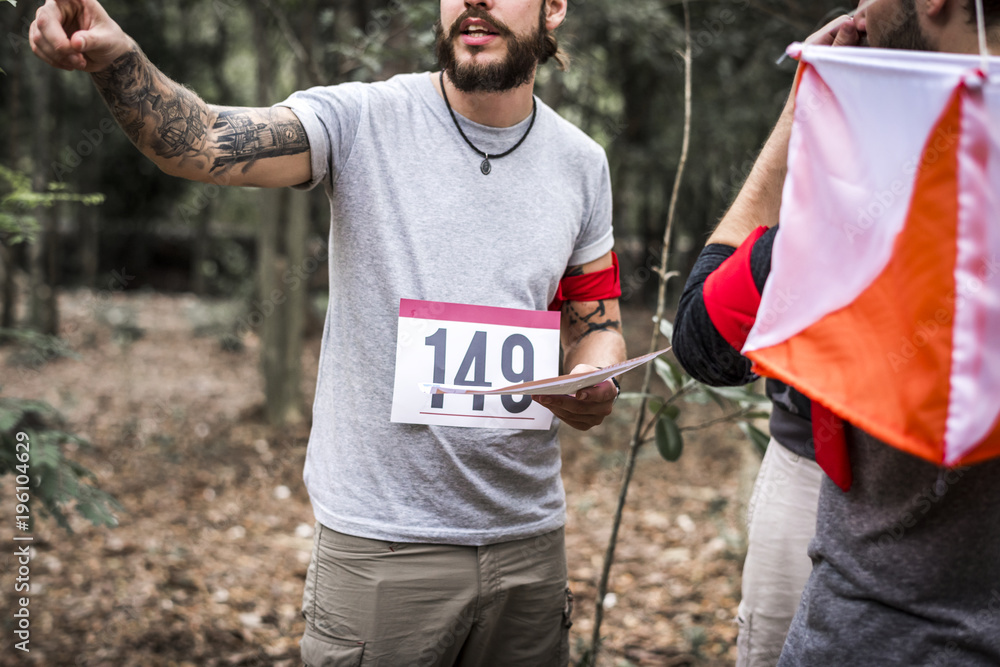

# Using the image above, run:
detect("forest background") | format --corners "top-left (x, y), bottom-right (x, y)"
top-left (0, 0), bottom-right (846, 665)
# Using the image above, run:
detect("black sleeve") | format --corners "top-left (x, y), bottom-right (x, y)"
top-left (672, 226), bottom-right (778, 388)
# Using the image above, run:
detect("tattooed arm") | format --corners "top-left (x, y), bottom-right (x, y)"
top-left (534, 251), bottom-right (628, 431)
top-left (91, 47), bottom-right (311, 186)
top-left (560, 255), bottom-right (627, 372)
top-left (29, 0), bottom-right (311, 188)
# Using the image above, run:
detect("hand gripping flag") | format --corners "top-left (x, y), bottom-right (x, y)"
top-left (743, 44), bottom-right (1000, 470)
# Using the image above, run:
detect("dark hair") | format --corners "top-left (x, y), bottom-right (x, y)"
top-left (965, 0), bottom-right (1000, 27)
top-left (539, 1), bottom-right (569, 70)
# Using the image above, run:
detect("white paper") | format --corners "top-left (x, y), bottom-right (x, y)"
top-left (421, 348), bottom-right (671, 396)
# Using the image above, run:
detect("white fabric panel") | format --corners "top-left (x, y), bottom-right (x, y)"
top-left (744, 46), bottom-right (970, 353)
top-left (945, 83), bottom-right (1000, 464)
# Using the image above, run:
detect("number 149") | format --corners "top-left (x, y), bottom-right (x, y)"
top-left (425, 328), bottom-right (535, 413)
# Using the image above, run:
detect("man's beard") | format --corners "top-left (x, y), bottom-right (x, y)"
top-left (875, 0), bottom-right (934, 51)
top-left (435, 7), bottom-right (548, 93)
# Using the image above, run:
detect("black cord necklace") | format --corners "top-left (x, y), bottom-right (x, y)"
top-left (439, 70), bottom-right (537, 175)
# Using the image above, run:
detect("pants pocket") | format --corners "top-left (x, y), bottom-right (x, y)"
top-left (558, 587), bottom-right (574, 666)
top-left (736, 609), bottom-right (751, 667)
top-left (301, 630), bottom-right (366, 667)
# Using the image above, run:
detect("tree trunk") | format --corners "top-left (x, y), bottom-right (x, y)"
top-left (28, 61), bottom-right (59, 336)
top-left (282, 190), bottom-right (309, 422)
top-left (3, 2), bottom-right (27, 329)
top-left (191, 200), bottom-right (212, 295)
top-left (0, 245), bottom-right (14, 329)
top-left (80, 206), bottom-right (100, 289)
top-left (254, 2), bottom-right (304, 426)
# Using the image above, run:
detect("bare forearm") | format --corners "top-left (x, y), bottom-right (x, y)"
top-left (561, 299), bottom-right (627, 371)
top-left (91, 45), bottom-right (309, 185)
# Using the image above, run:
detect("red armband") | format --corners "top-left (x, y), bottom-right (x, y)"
top-left (702, 227), bottom-right (769, 351)
top-left (812, 402), bottom-right (852, 492)
top-left (549, 252), bottom-right (622, 311)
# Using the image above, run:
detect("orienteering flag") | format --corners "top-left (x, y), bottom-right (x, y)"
top-left (743, 44), bottom-right (1000, 467)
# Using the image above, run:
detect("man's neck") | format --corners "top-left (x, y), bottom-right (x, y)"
top-left (432, 71), bottom-right (536, 128)
top-left (935, 30), bottom-right (1000, 55)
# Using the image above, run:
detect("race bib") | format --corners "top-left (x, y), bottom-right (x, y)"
top-left (390, 299), bottom-right (560, 430)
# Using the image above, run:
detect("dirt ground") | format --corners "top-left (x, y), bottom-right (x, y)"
top-left (0, 289), bottom-right (758, 666)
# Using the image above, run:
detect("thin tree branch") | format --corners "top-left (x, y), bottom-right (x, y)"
top-left (258, 0), bottom-right (325, 88)
top-left (587, 1), bottom-right (693, 664)
top-left (678, 408), bottom-right (753, 432)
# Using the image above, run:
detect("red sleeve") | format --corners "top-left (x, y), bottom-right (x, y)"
top-left (702, 227), bottom-right (769, 351)
top-left (549, 252), bottom-right (622, 311)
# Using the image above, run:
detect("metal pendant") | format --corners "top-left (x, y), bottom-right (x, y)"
top-left (480, 158), bottom-right (492, 175)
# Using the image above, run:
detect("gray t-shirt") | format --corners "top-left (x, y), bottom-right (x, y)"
top-left (277, 72), bottom-right (614, 545)
top-left (779, 426), bottom-right (1000, 665)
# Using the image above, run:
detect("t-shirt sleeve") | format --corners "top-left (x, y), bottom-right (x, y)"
top-left (568, 154), bottom-right (614, 267)
top-left (273, 82), bottom-right (367, 191)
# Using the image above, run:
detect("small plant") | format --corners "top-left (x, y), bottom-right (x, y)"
top-left (0, 165), bottom-right (104, 246)
top-left (584, 3), bottom-right (770, 662)
top-left (0, 395), bottom-right (122, 532)
top-left (637, 321), bottom-right (771, 460)
top-left (0, 328), bottom-right (80, 369)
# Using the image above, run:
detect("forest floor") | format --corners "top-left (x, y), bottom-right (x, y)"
top-left (0, 289), bottom-right (759, 667)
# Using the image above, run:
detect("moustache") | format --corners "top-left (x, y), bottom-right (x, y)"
top-left (447, 7), bottom-right (513, 39)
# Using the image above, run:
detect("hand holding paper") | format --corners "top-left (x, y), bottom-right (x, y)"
top-left (533, 363), bottom-right (619, 431)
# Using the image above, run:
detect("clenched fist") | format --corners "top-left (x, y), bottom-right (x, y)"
top-left (29, 0), bottom-right (131, 72)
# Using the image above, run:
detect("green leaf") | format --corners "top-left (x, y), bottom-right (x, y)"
top-left (696, 384), bottom-right (729, 410)
top-left (654, 358), bottom-right (684, 393)
top-left (617, 392), bottom-right (660, 402)
top-left (705, 385), bottom-right (771, 405)
top-left (0, 404), bottom-right (24, 432)
top-left (655, 414), bottom-right (684, 462)
top-left (658, 317), bottom-right (674, 343)
top-left (740, 422), bottom-right (771, 457)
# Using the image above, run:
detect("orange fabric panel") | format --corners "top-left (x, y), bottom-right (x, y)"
top-left (748, 87), bottom-right (965, 466)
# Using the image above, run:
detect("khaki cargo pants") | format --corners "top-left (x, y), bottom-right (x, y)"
top-left (300, 523), bottom-right (573, 666)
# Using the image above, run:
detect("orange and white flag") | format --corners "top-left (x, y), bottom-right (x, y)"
top-left (743, 44), bottom-right (1000, 467)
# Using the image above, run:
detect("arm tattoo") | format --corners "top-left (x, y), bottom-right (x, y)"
top-left (211, 109), bottom-right (309, 172)
top-left (564, 265), bottom-right (586, 278)
top-left (93, 48), bottom-right (211, 168)
top-left (92, 48), bottom-right (309, 176)
top-left (564, 300), bottom-right (622, 343)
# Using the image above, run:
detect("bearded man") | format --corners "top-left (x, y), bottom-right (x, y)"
top-left (30, 0), bottom-right (627, 664)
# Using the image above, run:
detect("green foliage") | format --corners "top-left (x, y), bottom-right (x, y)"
top-left (0, 328), bottom-right (80, 368)
top-left (0, 165), bottom-right (105, 245)
top-left (655, 413), bottom-right (684, 462)
top-left (621, 330), bottom-right (771, 462)
top-left (0, 0), bottom-right (10, 73)
top-left (0, 396), bottom-right (122, 532)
